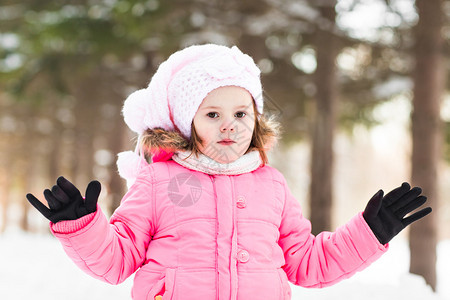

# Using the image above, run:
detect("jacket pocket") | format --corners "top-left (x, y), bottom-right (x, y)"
top-left (277, 268), bottom-right (291, 300)
top-left (147, 268), bottom-right (176, 300)
top-left (146, 276), bottom-right (165, 300)
top-left (161, 268), bottom-right (176, 300)
top-left (133, 268), bottom-right (176, 300)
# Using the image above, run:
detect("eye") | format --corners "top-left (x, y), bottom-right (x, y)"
top-left (235, 111), bottom-right (246, 118)
top-left (207, 112), bottom-right (219, 118)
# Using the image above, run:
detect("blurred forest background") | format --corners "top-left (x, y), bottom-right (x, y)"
top-left (1, 0), bottom-right (449, 292)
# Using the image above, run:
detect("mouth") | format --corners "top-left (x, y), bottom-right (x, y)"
top-left (217, 139), bottom-right (236, 146)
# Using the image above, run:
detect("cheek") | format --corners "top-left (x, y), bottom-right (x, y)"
top-left (194, 120), bottom-right (214, 142)
top-left (240, 120), bottom-right (255, 139)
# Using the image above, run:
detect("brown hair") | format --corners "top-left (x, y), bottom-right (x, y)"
top-left (140, 101), bottom-right (281, 166)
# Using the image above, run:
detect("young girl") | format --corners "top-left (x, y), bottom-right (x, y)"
top-left (27, 44), bottom-right (431, 300)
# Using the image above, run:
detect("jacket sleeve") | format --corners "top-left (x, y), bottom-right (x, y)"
top-left (278, 177), bottom-right (388, 288)
top-left (50, 171), bottom-right (156, 285)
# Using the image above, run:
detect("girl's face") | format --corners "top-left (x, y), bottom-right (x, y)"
top-left (193, 86), bottom-right (256, 164)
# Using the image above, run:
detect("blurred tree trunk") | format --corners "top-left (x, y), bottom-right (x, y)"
top-left (106, 110), bottom-right (127, 214)
top-left (102, 83), bottom-right (128, 214)
top-left (0, 160), bottom-right (12, 233)
top-left (409, 0), bottom-right (444, 290)
top-left (0, 102), bottom-right (11, 232)
top-left (69, 73), bottom-right (99, 188)
top-left (47, 101), bottom-right (64, 183)
top-left (17, 106), bottom-right (37, 231)
top-left (18, 163), bottom-right (33, 231)
top-left (308, 1), bottom-right (338, 235)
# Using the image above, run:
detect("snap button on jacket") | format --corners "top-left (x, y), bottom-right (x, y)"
top-left (51, 160), bottom-right (387, 300)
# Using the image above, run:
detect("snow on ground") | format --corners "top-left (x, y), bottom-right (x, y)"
top-left (0, 230), bottom-right (448, 300)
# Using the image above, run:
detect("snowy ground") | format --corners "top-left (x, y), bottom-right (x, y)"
top-left (0, 230), bottom-right (448, 300)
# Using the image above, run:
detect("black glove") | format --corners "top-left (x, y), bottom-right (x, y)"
top-left (26, 176), bottom-right (100, 223)
top-left (363, 182), bottom-right (432, 245)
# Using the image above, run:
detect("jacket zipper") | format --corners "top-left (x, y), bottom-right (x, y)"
top-left (210, 175), bottom-right (220, 300)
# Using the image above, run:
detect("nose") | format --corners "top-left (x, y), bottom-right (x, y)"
top-left (220, 119), bottom-right (235, 133)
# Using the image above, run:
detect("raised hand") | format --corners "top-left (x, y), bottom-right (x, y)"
top-left (363, 182), bottom-right (432, 245)
top-left (26, 176), bottom-right (100, 223)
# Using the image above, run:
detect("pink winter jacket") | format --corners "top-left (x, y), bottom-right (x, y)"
top-left (51, 159), bottom-right (387, 300)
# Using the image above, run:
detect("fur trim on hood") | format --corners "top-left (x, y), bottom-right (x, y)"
top-left (140, 128), bottom-right (189, 159)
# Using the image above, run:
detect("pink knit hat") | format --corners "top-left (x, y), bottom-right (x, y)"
top-left (117, 44), bottom-right (263, 187)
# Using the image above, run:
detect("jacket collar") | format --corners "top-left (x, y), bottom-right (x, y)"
top-left (172, 150), bottom-right (262, 175)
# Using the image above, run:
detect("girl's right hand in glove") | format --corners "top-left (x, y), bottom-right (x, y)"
top-left (26, 176), bottom-right (100, 223)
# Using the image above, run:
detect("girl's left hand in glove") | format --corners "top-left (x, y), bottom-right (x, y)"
top-left (363, 182), bottom-right (432, 245)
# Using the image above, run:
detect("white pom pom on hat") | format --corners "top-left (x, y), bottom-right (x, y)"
top-left (118, 44), bottom-right (264, 187)
top-left (116, 150), bottom-right (142, 189)
top-left (122, 89), bottom-right (151, 134)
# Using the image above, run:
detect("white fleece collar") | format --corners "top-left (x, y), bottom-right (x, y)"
top-left (172, 150), bottom-right (262, 175)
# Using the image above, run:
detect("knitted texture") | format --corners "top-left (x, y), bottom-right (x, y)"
top-left (172, 150), bottom-right (262, 175)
